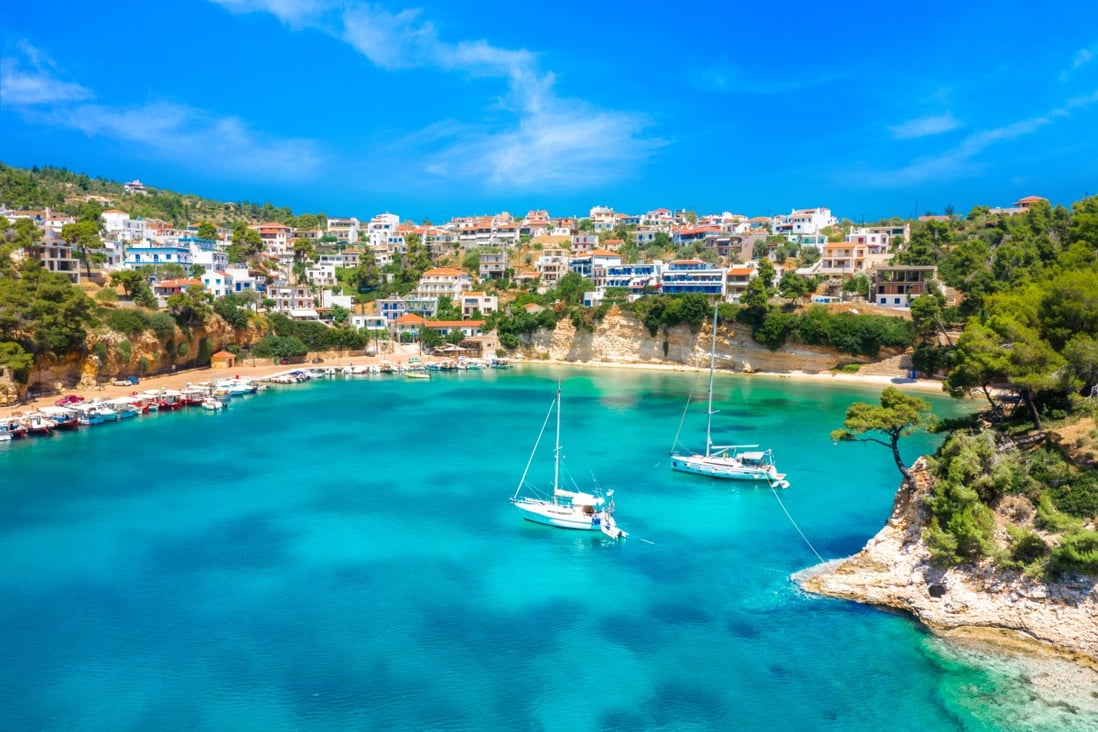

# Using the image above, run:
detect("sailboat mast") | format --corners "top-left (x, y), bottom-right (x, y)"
top-left (705, 306), bottom-right (717, 458)
top-left (553, 384), bottom-right (562, 502)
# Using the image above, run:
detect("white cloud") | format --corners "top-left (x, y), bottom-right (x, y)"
top-left (423, 97), bottom-right (663, 191)
top-left (856, 92), bottom-right (1098, 187)
top-left (209, 0), bottom-right (331, 26)
top-left (888, 114), bottom-right (959, 140)
top-left (2, 40), bottom-right (323, 181)
top-left (0, 44), bottom-right (92, 105)
top-left (1060, 41), bottom-right (1097, 81)
top-left (211, 0), bottom-right (657, 190)
top-left (58, 102), bottom-right (324, 179)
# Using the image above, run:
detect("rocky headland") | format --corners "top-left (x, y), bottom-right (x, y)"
top-left (796, 458), bottom-right (1098, 669)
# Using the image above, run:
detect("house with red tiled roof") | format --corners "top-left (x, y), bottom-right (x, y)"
top-left (1014, 195), bottom-right (1048, 209)
top-left (421, 320), bottom-right (486, 338)
top-left (152, 278), bottom-right (203, 305)
top-left (725, 264), bottom-right (758, 302)
top-left (415, 267), bottom-right (473, 299)
top-left (252, 222), bottom-right (292, 257)
top-left (392, 312), bottom-right (428, 339)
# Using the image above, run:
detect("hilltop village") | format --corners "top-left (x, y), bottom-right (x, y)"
top-left (4, 171), bottom-right (1051, 352)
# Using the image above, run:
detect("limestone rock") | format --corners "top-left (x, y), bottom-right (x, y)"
top-left (797, 459), bottom-right (1098, 666)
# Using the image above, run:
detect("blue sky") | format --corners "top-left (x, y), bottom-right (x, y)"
top-left (2, 1), bottom-right (1097, 223)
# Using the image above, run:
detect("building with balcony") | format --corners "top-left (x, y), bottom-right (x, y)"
top-left (869, 265), bottom-right (937, 307)
top-left (415, 267), bottom-right (473, 299)
top-left (660, 260), bottom-right (725, 297)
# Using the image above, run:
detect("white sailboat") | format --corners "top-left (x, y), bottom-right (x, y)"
top-left (670, 307), bottom-right (790, 488)
top-left (510, 385), bottom-right (627, 540)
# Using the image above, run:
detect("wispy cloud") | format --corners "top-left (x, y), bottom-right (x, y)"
top-left (211, 0), bottom-right (332, 27)
top-left (211, 0), bottom-right (659, 190)
top-left (855, 91), bottom-right (1098, 187)
top-left (0, 41), bottom-right (91, 105)
top-left (60, 102), bottom-right (324, 179)
top-left (1, 41), bottom-right (323, 180)
top-left (1060, 41), bottom-right (1098, 81)
top-left (888, 114), bottom-right (959, 140)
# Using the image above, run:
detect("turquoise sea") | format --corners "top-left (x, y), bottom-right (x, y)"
top-left (2, 368), bottom-right (1096, 731)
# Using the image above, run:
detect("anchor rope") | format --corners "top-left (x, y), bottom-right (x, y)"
top-left (768, 485), bottom-right (825, 564)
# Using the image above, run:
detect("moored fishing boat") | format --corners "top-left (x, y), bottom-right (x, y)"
top-left (103, 397), bottom-right (142, 419)
top-left (39, 406), bottom-right (80, 430)
top-left (71, 402), bottom-right (106, 426)
top-left (2, 418), bottom-right (28, 439)
top-left (21, 412), bottom-right (54, 436)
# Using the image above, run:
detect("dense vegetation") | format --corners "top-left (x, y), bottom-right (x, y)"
top-left (0, 163), bottom-right (310, 227)
top-left (833, 196), bottom-right (1098, 578)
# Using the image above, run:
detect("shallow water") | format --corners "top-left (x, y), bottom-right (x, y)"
top-left (2, 367), bottom-right (1095, 731)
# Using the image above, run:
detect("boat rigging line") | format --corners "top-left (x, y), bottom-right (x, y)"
top-left (670, 367), bottom-right (702, 454)
top-left (768, 484), bottom-right (825, 564)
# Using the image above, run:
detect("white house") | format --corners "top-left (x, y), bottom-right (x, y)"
top-left (458, 291), bottom-right (498, 318)
top-left (200, 270), bottom-right (234, 298)
top-left (327, 217), bottom-right (360, 244)
top-left (367, 213), bottom-right (400, 250)
top-left (223, 267), bottom-right (265, 299)
top-left (772, 207), bottom-right (837, 241)
top-left (101, 209), bottom-right (148, 242)
top-left (415, 267), bottom-right (473, 299)
top-left (305, 262), bottom-right (338, 287)
top-left (191, 245), bottom-right (229, 273)
top-left (124, 244), bottom-right (193, 269)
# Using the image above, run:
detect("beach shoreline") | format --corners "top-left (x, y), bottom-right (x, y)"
top-left (511, 356), bottom-right (951, 394)
top-left (3, 349), bottom-right (955, 418)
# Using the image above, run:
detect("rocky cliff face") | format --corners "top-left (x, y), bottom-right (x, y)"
top-left (1, 314), bottom-right (264, 405)
top-left (515, 306), bottom-right (888, 372)
top-left (797, 459), bottom-right (1098, 667)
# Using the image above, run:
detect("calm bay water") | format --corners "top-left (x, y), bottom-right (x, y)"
top-left (2, 368), bottom-right (1095, 731)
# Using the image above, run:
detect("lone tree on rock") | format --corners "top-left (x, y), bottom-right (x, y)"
top-left (831, 386), bottom-right (935, 489)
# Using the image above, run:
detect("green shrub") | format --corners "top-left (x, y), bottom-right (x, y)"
top-left (754, 311), bottom-right (795, 350)
top-left (1004, 525), bottom-right (1051, 568)
top-left (213, 297), bottom-right (250, 328)
top-left (177, 341), bottom-right (189, 357)
top-left (104, 308), bottom-right (150, 336)
top-left (1035, 494), bottom-right (1083, 533)
top-left (252, 335), bottom-right (308, 359)
top-left (96, 289), bottom-right (118, 302)
top-left (796, 306), bottom-right (831, 344)
top-left (94, 341), bottom-right (108, 362)
top-left (117, 340), bottom-right (132, 362)
top-left (139, 356), bottom-right (151, 375)
top-left (147, 311), bottom-right (177, 340)
top-left (1048, 531), bottom-right (1098, 576)
top-left (225, 344), bottom-right (242, 355)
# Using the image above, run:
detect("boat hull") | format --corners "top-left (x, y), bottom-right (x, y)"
top-left (512, 500), bottom-right (602, 531)
top-left (670, 454), bottom-right (789, 487)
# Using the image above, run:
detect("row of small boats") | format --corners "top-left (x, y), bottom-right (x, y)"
top-left (0, 378), bottom-right (266, 440)
top-left (316, 356), bottom-right (510, 377)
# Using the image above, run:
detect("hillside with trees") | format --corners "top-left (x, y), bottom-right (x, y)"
top-left (829, 196), bottom-right (1098, 579)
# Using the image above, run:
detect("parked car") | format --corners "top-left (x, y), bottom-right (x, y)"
top-left (55, 395), bottom-right (84, 406)
top-left (111, 376), bottom-right (140, 387)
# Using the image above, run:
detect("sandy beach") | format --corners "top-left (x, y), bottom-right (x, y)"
top-left (3, 347), bottom-right (954, 419)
